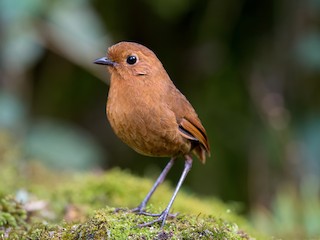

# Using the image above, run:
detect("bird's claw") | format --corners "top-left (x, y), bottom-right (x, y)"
top-left (138, 211), bottom-right (178, 218)
top-left (130, 206), bottom-right (145, 213)
top-left (138, 210), bottom-right (178, 228)
top-left (114, 207), bottom-right (128, 213)
top-left (131, 206), bottom-right (177, 218)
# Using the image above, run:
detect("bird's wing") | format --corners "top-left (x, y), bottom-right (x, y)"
top-left (179, 116), bottom-right (208, 145)
top-left (165, 80), bottom-right (211, 162)
top-left (179, 118), bottom-right (210, 163)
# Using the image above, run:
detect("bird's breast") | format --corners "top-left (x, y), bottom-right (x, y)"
top-left (106, 79), bottom-right (190, 157)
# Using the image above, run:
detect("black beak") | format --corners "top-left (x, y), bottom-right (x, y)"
top-left (94, 57), bottom-right (115, 66)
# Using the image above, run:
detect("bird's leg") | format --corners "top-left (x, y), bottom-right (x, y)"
top-left (139, 155), bottom-right (193, 229)
top-left (131, 157), bottom-right (176, 214)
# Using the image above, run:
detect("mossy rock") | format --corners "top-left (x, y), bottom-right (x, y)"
top-left (1, 168), bottom-right (264, 239)
top-left (18, 207), bottom-right (250, 239)
top-left (0, 133), bottom-right (264, 239)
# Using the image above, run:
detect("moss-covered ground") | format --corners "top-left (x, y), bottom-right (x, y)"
top-left (0, 133), bottom-right (265, 239)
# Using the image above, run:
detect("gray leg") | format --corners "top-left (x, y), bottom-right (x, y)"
top-left (131, 157), bottom-right (176, 213)
top-left (139, 155), bottom-right (193, 229)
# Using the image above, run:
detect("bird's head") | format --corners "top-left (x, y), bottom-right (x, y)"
top-left (94, 42), bottom-right (163, 78)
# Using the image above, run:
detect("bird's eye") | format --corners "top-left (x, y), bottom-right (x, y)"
top-left (126, 55), bottom-right (137, 65)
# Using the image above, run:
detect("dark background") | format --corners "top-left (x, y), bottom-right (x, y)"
top-left (1, 0), bottom-right (320, 237)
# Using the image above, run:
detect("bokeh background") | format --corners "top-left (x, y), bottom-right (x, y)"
top-left (1, 0), bottom-right (320, 238)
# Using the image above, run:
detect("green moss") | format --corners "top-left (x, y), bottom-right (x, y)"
top-left (8, 208), bottom-right (250, 240)
top-left (1, 168), bottom-right (263, 239)
top-left (0, 196), bottom-right (27, 228)
top-left (0, 195), bottom-right (28, 239)
top-left (0, 132), bottom-right (265, 239)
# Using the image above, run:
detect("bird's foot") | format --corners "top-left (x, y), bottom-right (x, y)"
top-left (131, 205), bottom-right (177, 218)
top-left (138, 209), bottom-right (177, 228)
top-left (130, 205), bottom-right (145, 214)
top-left (114, 207), bottom-right (128, 213)
top-left (138, 211), bottom-right (178, 218)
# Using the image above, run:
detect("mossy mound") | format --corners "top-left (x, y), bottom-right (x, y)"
top-left (0, 132), bottom-right (264, 239)
top-left (21, 207), bottom-right (251, 239)
top-left (1, 205), bottom-right (251, 239)
top-left (0, 169), bottom-right (263, 239)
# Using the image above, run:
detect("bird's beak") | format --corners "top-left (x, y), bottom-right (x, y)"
top-left (94, 57), bottom-right (116, 66)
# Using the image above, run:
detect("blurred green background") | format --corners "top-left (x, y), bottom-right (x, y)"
top-left (1, 0), bottom-right (320, 238)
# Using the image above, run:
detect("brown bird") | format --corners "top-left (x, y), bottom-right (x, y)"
top-left (94, 42), bottom-right (210, 228)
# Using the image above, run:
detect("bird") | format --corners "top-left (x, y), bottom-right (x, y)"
top-left (94, 42), bottom-right (210, 228)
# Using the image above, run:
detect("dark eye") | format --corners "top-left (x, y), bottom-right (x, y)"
top-left (126, 55), bottom-right (137, 65)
